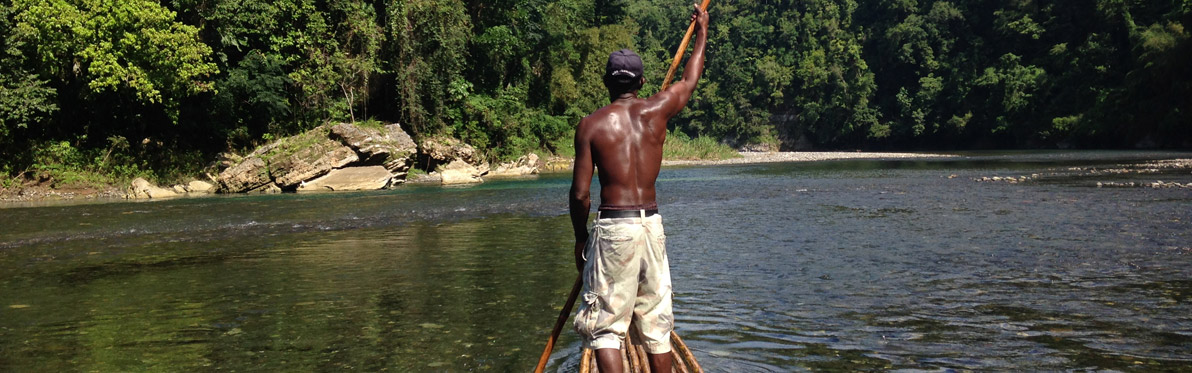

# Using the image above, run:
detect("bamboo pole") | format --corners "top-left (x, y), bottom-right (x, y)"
top-left (534, 276), bottom-right (584, 373)
top-left (670, 332), bottom-right (702, 373)
top-left (671, 349), bottom-right (690, 373)
top-left (659, 0), bottom-right (712, 91)
top-left (621, 346), bottom-right (633, 372)
top-left (626, 339), bottom-right (641, 372)
top-left (580, 348), bottom-right (593, 373)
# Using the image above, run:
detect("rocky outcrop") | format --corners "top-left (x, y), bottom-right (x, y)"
top-left (331, 123), bottom-right (417, 173)
top-left (297, 166), bottom-right (396, 191)
top-left (218, 157), bottom-right (271, 192)
top-left (216, 122), bottom-right (416, 193)
top-left (439, 160), bottom-right (485, 185)
top-left (419, 136), bottom-right (485, 168)
top-left (487, 153), bottom-right (540, 178)
top-left (126, 178), bottom-right (220, 199)
top-left (127, 178), bottom-right (181, 199)
top-left (187, 181), bottom-right (214, 193)
top-left (541, 156), bottom-right (573, 173)
top-left (269, 139), bottom-right (359, 188)
top-left (414, 136), bottom-right (492, 185)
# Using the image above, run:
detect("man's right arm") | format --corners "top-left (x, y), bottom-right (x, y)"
top-left (569, 120), bottom-right (594, 272)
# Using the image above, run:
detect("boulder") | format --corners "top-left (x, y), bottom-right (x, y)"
top-left (408, 171), bottom-right (443, 184)
top-left (440, 160), bottom-right (484, 185)
top-left (268, 138), bottom-right (359, 188)
top-left (215, 122), bottom-right (417, 193)
top-left (187, 180), bottom-right (214, 193)
top-left (487, 153), bottom-right (540, 178)
top-left (541, 156), bottom-right (573, 173)
top-left (247, 182), bottom-right (282, 193)
top-left (217, 157), bottom-right (271, 192)
top-left (419, 136), bottom-right (483, 166)
top-left (330, 123), bottom-right (417, 173)
top-left (298, 166), bottom-right (396, 191)
top-left (127, 178), bottom-right (182, 199)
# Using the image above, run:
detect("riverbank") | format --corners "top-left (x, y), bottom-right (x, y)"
top-left (0, 151), bottom-right (951, 204)
top-left (8, 151), bottom-right (1191, 204)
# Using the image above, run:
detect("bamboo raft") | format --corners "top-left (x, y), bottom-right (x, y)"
top-left (576, 328), bottom-right (702, 373)
top-left (533, 278), bottom-right (703, 373)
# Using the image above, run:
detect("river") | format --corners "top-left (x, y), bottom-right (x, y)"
top-left (1, 151), bottom-right (1190, 371)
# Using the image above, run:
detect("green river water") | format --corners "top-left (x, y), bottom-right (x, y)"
top-left (2, 151), bottom-right (1191, 371)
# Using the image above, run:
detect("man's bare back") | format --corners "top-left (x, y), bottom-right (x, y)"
top-left (577, 97), bottom-right (667, 209)
top-left (570, 5), bottom-right (708, 235)
top-left (568, 5), bottom-right (708, 373)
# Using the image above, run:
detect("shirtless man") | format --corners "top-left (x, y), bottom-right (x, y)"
top-left (569, 5), bottom-right (708, 372)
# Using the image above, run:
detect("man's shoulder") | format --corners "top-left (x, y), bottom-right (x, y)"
top-left (578, 104), bottom-right (619, 130)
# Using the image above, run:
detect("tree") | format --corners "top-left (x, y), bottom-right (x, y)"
top-left (11, 0), bottom-right (217, 115)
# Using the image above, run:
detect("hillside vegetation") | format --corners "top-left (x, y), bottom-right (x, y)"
top-left (1, 0), bottom-right (1188, 188)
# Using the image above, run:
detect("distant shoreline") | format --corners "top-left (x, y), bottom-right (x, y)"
top-left (4, 151), bottom-right (955, 204)
top-left (662, 151), bottom-right (956, 166)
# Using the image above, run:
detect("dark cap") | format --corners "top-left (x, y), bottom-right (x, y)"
top-left (605, 49), bottom-right (644, 82)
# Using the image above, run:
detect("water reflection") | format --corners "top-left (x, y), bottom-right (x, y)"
top-left (1, 216), bottom-right (576, 371)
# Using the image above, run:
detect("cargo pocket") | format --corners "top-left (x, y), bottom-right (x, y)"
top-left (576, 292), bottom-right (602, 337)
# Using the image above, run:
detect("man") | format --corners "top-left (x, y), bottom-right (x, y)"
top-left (569, 4), bottom-right (709, 372)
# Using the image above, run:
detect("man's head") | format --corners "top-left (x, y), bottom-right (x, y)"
top-left (604, 49), bottom-right (644, 94)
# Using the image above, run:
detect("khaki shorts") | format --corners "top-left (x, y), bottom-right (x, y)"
top-left (573, 212), bottom-right (673, 354)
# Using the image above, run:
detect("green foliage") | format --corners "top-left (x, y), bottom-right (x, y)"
top-left (4, 0), bottom-right (1192, 188)
top-left (0, 72), bottom-right (57, 137)
top-left (459, 86), bottom-right (573, 161)
top-left (387, 0), bottom-right (471, 135)
top-left (662, 129), bottom-right (741, 160)
top-left (211, 52), bottom-right (292, 150)
top-left (23, 138), bottom-right (150, 189)
top-left (11, 0), bottom-right (217, 109)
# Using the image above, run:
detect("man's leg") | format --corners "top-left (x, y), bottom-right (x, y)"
top-left (595, 348), bottom-right (623, 373)
top-left (648, 352), bottom-right (673, 372)
top-left (594, 349), bottom-right (671, 372)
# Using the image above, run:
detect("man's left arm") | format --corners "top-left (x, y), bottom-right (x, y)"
top-left (569, 120), bottom-right (594, 272)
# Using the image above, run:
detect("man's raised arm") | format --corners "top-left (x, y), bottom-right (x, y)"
top-left (652, 4), bottom-right (710, 117)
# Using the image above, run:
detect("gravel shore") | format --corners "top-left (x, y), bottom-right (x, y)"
top-left (662, 151), bottom-right (956, 166)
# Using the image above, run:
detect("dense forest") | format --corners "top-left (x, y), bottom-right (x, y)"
top-left (0, 0), bottom-right (1189, 184)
